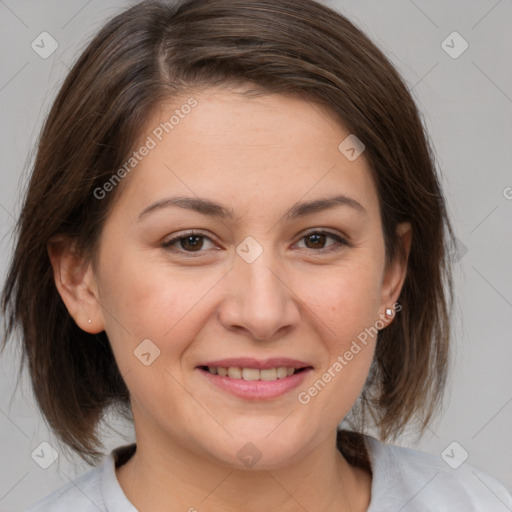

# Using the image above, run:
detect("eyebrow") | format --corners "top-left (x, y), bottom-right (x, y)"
top-left (137, 194), bottom-right (366, 222)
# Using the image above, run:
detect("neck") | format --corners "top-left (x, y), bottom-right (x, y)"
top-left (116, 428), bottom-right (371, 512)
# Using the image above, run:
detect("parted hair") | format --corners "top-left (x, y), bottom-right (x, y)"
top-left (1, 0), bottom-right (453, 466)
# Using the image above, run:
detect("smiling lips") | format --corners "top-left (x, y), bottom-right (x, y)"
top-left (198, 357), bottom-right (311, 380)
top-left (205, 366), bottom-right (298, 381)
top-left (196, 357), bottom-right (313, 399)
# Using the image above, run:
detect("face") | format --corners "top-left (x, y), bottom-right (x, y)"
top-left (58, 85), bottom-right (409, 469)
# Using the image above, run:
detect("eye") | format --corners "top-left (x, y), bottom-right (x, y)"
top-left (161, 229), bottom-right (348, 257)
top-left (161, 231), bottom-right (217, 255)
top-left (295, 230), bottom-right (348, 253)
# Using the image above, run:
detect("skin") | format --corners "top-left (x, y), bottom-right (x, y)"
top-left (48, 84), bottom-right (411, 512)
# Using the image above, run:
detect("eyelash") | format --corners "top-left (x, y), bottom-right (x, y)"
top-left (161, 230), bottom-right (349, 257)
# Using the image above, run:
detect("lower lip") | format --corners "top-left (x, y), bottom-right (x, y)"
top-left (197, 367), bottom-right (312, 400)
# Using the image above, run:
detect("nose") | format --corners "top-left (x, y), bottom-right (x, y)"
top-left (217, 247), bottom-right (300, 341)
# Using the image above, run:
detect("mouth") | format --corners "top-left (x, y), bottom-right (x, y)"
top-left (195, 359), bottom-right (313, 400)
top-left (197, 365), bottom-right (309, 381)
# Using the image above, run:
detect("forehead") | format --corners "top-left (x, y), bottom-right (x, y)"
top-left (113, 86), bottom-right (379, 220)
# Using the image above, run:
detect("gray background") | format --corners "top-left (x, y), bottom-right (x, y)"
top-left (1, 0), bottom-right (511, 510)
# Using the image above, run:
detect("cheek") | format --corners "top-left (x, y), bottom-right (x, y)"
top-left (102, 247), bottom-right (208, 332)
top-left (293, 265), bottom-right (381, 426)
top-left (98, 250), bottom-right (199, 368)
top-left (308, 267), bottom-right (382, 400)
top-left (291, 262), bottom-right (384, 408)
top-left (298, 259), bottom-right (383, 337)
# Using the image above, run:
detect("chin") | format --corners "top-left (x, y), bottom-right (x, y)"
top-left (199, 431), bottom-right (312, 471)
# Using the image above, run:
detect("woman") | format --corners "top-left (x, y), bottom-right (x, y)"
top-left (2, 0), bottom-right (511, 510)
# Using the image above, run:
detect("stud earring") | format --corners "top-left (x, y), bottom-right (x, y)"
top-left (385, 308), bottom-right (393, 316)
top-left (87, 319), bottom-right (92, 324)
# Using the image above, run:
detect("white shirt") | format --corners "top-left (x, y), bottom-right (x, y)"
top-left (25, 435), bottom-right (512, 511)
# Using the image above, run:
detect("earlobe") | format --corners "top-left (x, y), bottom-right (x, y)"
top-left (47, 235), bottom-right (104, 333)
top-left (380, 222), bottom-right (412, 321)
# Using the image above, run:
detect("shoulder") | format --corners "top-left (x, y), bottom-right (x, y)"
top-left (24, 464), bottom-right (105, 512)
top-left (364, 435), bottom-right (512, 512)
top-left (24, 445), bottom-right (137, 512)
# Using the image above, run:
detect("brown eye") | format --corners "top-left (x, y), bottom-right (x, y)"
top-left (162, 232), bottom-right (216, 254)
top-left (296, 231), bottom-right (348, 253)
top-left (304, 233), bottom-right (328, 249)
top-left (178, 235), bottom-right (204, 252)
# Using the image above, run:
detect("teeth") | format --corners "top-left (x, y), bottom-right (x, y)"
top-left (260, 368), bottom-right (277, 380)
top-left (207, 366), bottom-right (300, 381)
top-left (227, 367), bottom-right (242, 379)
top-left (242, 368), bottom-right (260, 381)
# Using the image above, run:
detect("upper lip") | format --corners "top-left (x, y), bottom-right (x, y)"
top-left (197, 358), bottom-right (312, 370)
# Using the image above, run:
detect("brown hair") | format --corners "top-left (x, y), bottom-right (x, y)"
top-left (1, 0), bottom-right (453, 466)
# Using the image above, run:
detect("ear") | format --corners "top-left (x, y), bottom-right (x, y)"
top-left (379, 222), bottom-right (412, 322)
top-left (47, 234), bottom-right (105, 333)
